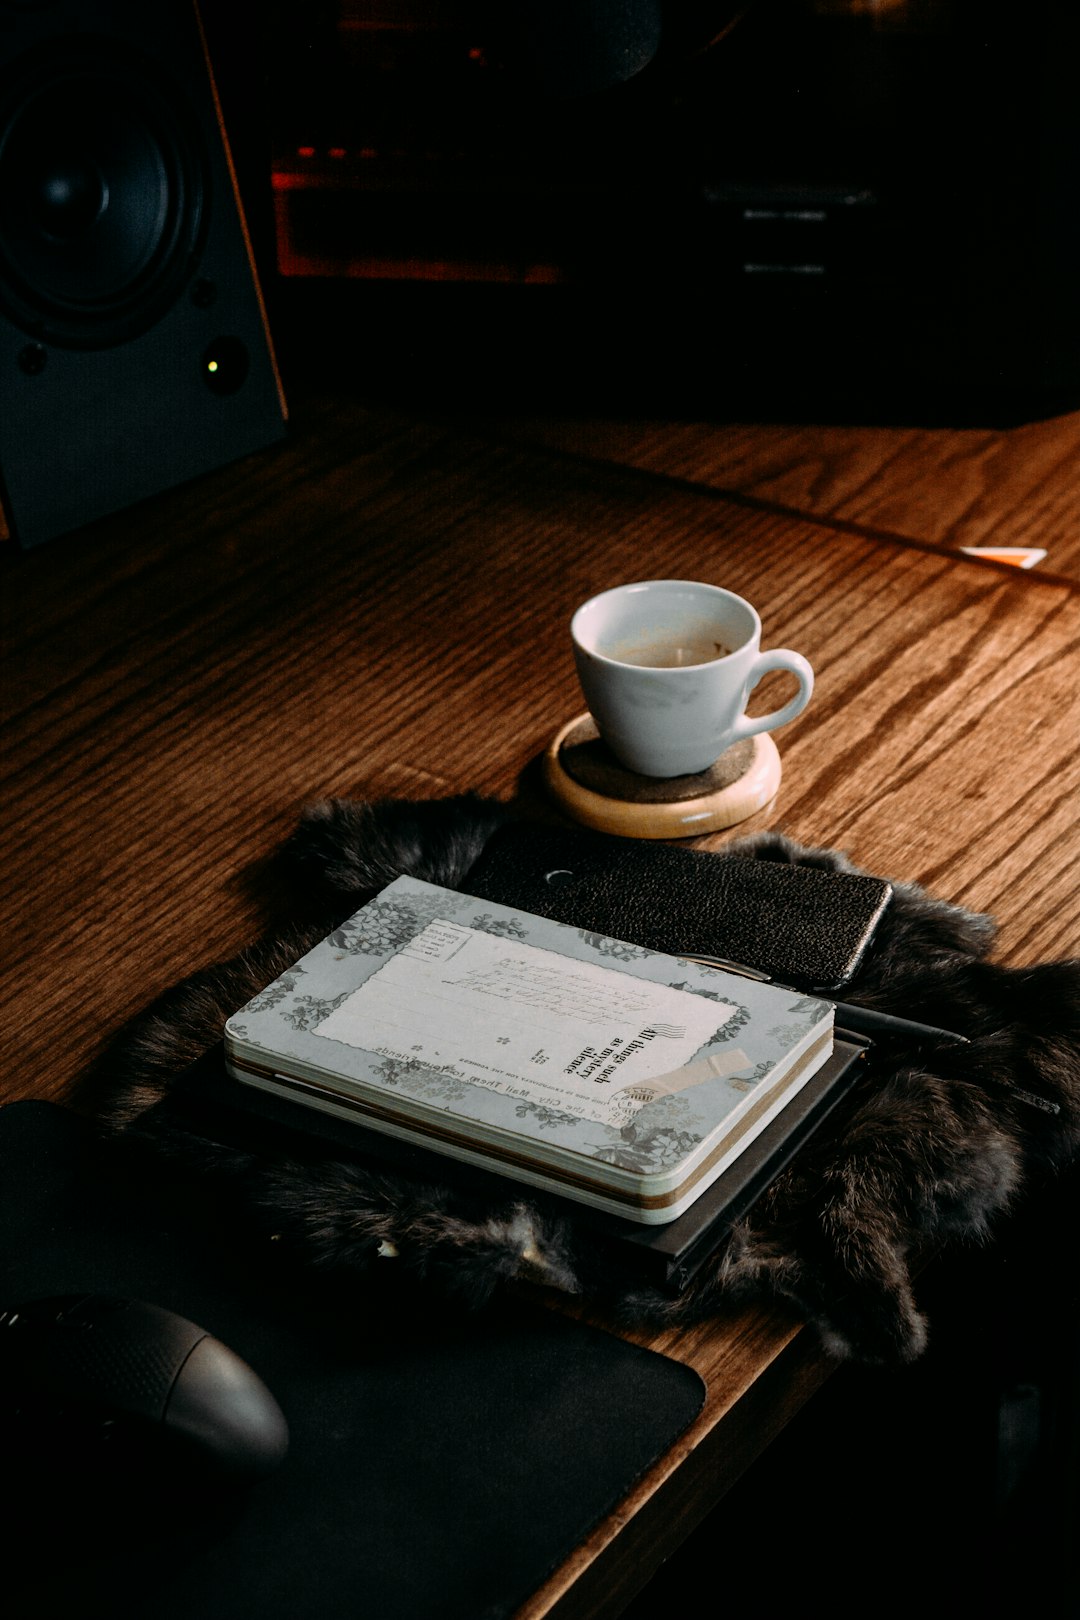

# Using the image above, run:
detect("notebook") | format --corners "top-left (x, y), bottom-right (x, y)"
top-left (461, 819), bottom-right (893, 992)
top-left (223, 875), bottom-right (836, 1224)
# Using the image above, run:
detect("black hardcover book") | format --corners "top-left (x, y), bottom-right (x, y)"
top-left (581, 1034), bottom-right (868, 1291)
top-left (177, 1034), bottom-right (868, 1295)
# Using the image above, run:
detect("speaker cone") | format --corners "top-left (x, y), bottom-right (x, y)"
top-left (0, 40), bottom-right (206, 347)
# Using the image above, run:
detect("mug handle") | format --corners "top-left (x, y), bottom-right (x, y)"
top-left (729, 649), bottom-right (814, 744)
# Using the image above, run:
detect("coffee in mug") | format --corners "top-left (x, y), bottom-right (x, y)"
top-left (600, 629), bottom-right (731, 668)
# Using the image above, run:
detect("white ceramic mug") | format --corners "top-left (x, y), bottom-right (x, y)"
top-left (570, 579), bottom-right (814, 778)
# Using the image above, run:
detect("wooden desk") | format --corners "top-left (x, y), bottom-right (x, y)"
top-left (452, 405), bottom-right (1080, 583)
top-left (3, 385), bottom-right (1080, 1616)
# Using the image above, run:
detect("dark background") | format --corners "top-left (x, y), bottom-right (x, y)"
top-left (202, 0), bottom-right (1080, 423)
top-left (190, 7), bottom-right (1080, 1606)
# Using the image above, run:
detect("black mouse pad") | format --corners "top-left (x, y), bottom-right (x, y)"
top-left (0, 1101), bottom-right (705, 1620)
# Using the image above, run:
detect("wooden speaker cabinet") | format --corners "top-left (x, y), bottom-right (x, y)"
top-left (0, 0), bottom-right (287, 548)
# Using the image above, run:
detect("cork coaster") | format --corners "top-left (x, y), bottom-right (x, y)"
top-left (543, 713), bottom-right (782, 839)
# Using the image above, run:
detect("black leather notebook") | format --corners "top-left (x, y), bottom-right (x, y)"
top-left (461, 820), bottom-right (893, 992)
top-left (0, 1101), bottom-right (705, 1620)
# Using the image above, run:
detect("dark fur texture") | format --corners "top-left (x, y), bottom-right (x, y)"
top-left (88, 794), bottom-right (1080, 1365)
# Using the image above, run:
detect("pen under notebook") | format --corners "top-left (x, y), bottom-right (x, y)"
top-left (681, 954), bottom-right (1061, 1115)
top-left (678, 954), bottom-right (970, 1042)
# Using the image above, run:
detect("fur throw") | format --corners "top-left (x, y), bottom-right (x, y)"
top-left (87, 794), bottom-right (1080, 1366)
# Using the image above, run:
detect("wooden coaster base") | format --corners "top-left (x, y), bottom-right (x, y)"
top-left (543, 714), bottom-right (782, 839)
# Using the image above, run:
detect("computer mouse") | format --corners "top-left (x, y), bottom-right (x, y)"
top-left (0, 1293), bottom-right (289, 1481)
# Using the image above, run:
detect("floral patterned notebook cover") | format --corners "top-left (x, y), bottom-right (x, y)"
top-left (224, 877), bottom-right (834, 1224)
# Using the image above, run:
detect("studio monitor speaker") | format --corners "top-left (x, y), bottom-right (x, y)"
top-left (0, 0), bottom-right (287, 549)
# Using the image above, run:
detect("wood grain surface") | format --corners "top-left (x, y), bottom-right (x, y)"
top-left (4, 385), bottom-right (1080, 1617)
top-left (458, 408), bottom-right (1080, 581)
